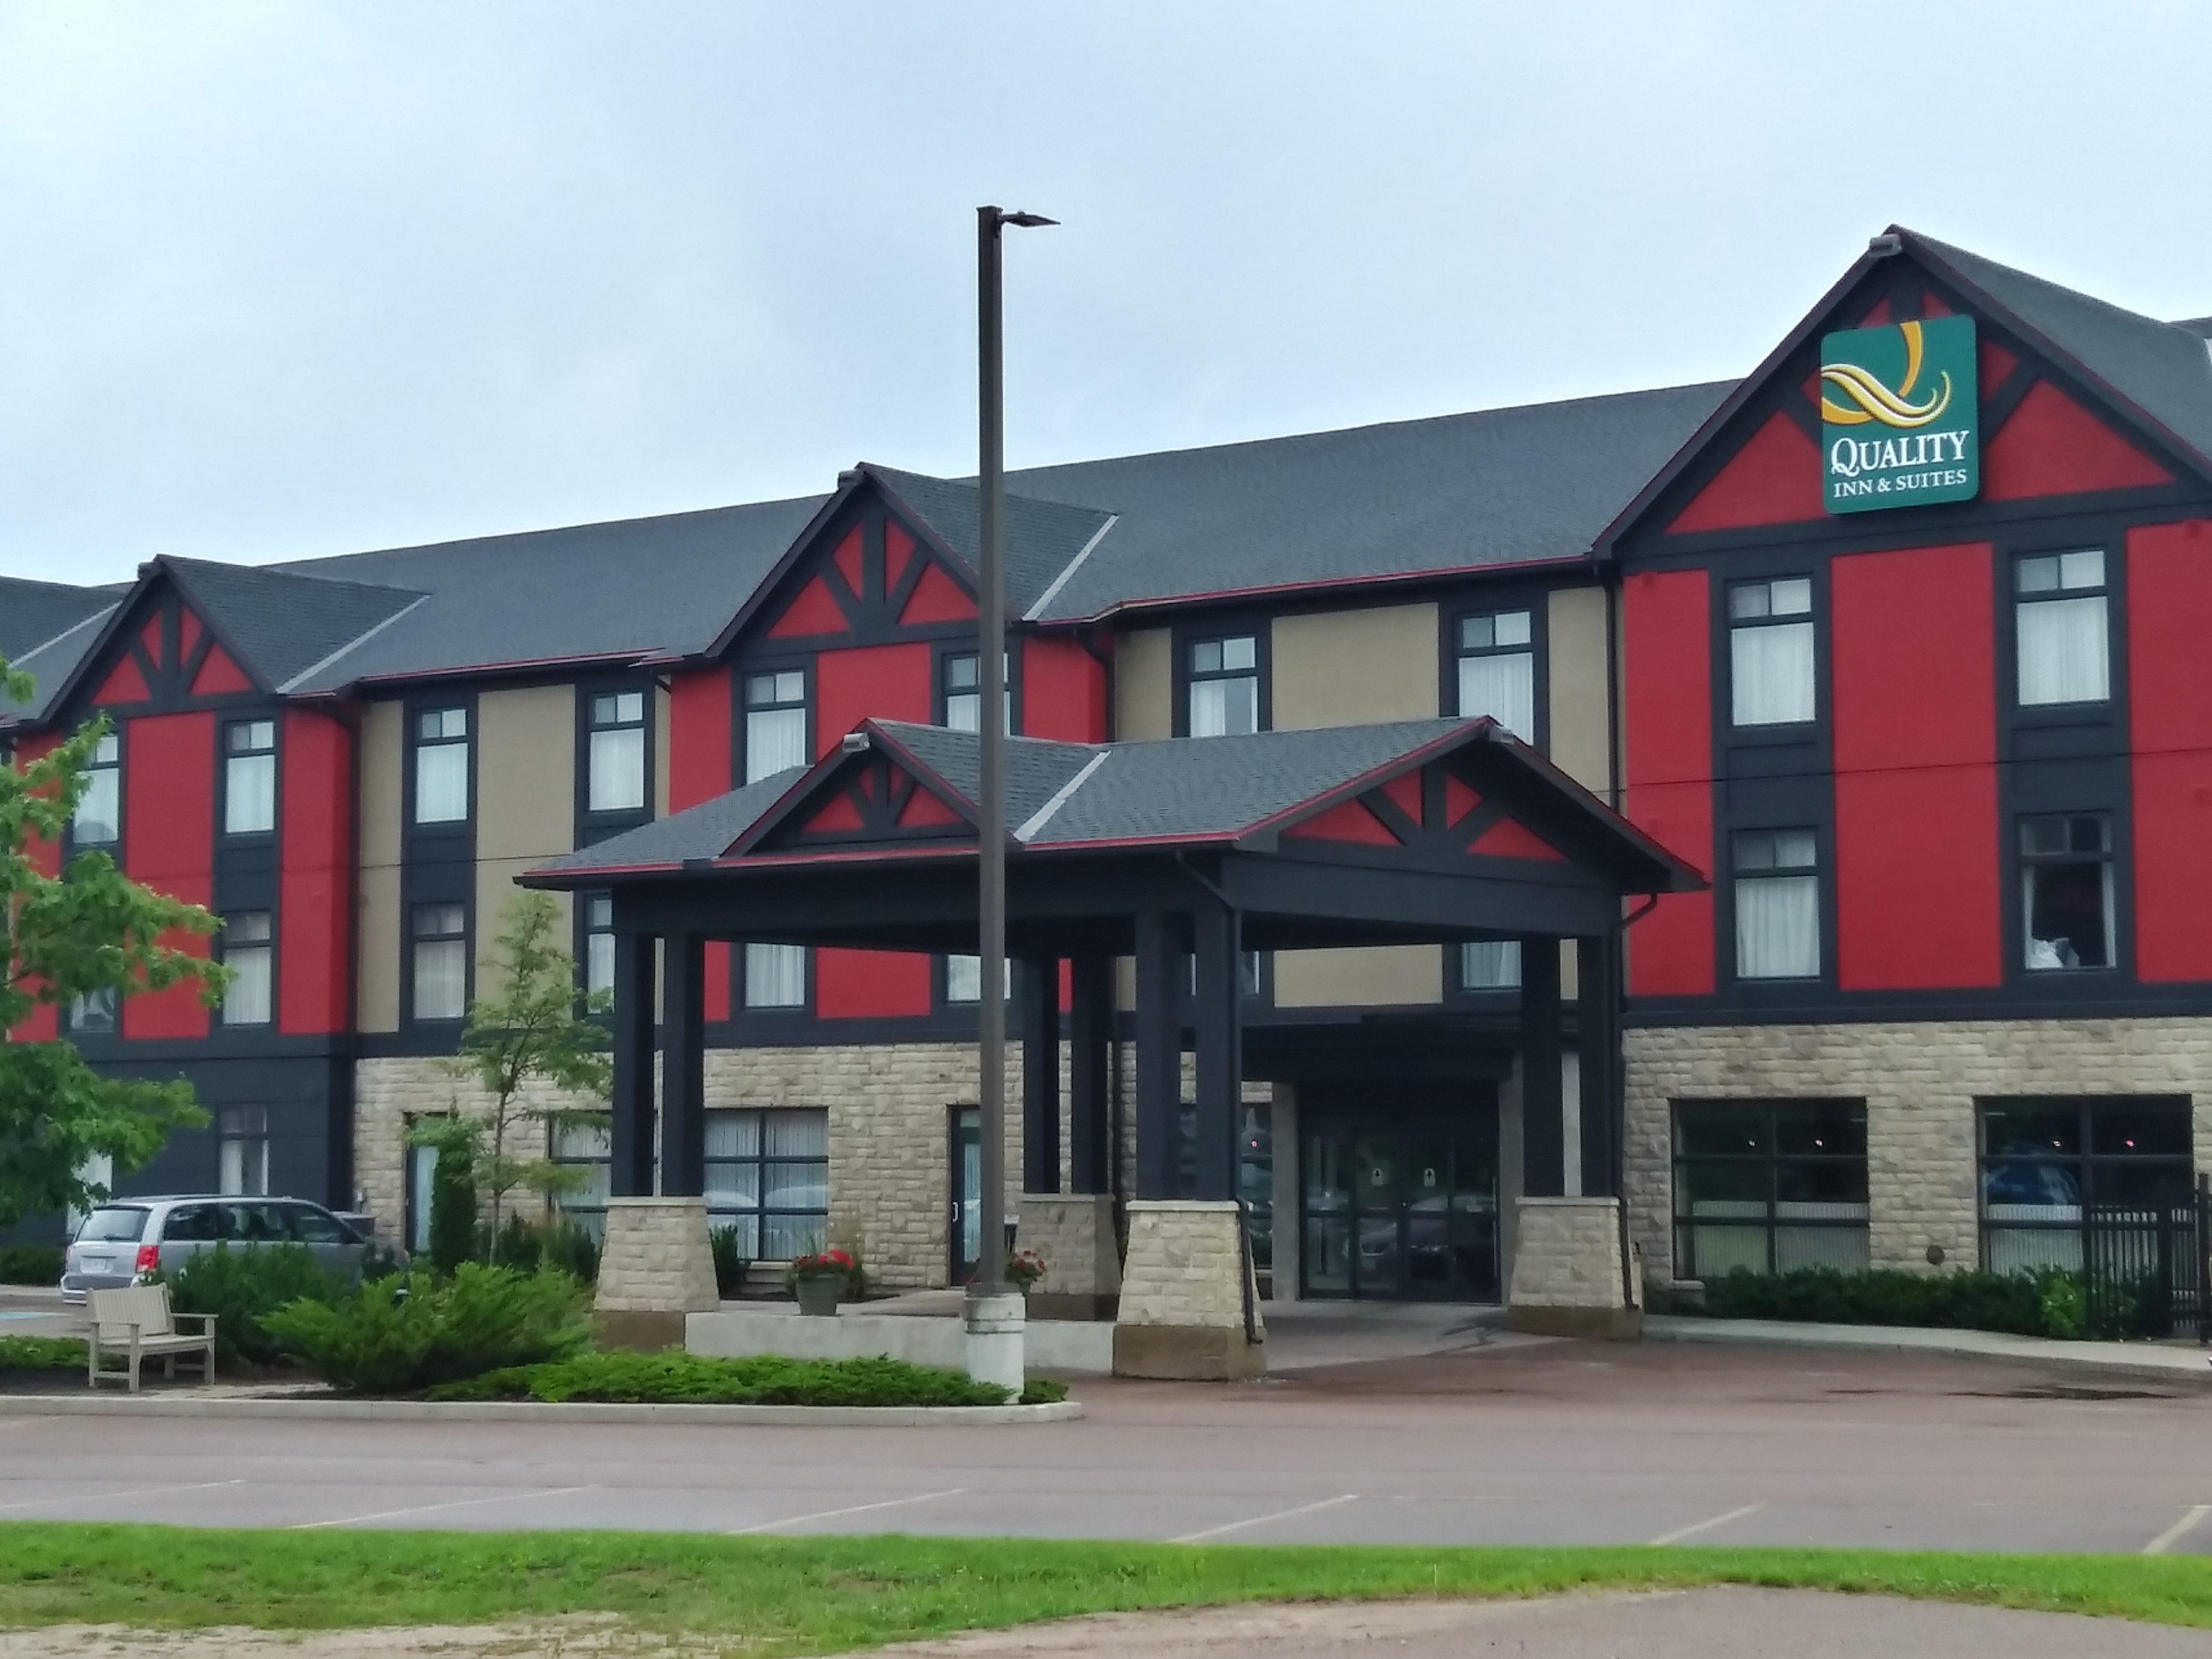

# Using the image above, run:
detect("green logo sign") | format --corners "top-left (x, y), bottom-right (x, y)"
top-left (1820, 314), bottom-right (1978, 514)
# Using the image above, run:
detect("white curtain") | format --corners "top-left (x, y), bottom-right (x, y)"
top-left (1735, 873), bottom-right (1819, 978)
top-left (588, 727), bottom-right (646, 812)
top-left (73, 769), bottom-right (119, 845)
top-left (1461, 940), bottom-right (1522, 988)
top-left (1457, 653), bottom-right (1534, 738)
top-left (745, 707), bottom-right (809, 783)
top-left (225, 752), bottom-right (276, 834)
top-left (744, 943), bottom-right (806, 1007)
top-left (415, 743), bottom-right (470, 823)
top-left (2017, 596), bottom-right (2109, 705)
top-left (413, 937), bottom-right (468, 1019)
top-left (1189, 676), bottom-right (1259, 738)
top-left (1730, 621), bottom-right (1815, 725)
top-left (223, 946), bottom-right (273, 1025)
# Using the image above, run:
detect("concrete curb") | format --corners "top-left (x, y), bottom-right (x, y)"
top-left (1645, 1314), bottom-right (2212, 1390)
top-left (0, 1392), bottom-right (1085, 1426)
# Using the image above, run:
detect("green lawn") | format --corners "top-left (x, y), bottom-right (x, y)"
top-left (1, 1526), bottom-right (2208, 1652)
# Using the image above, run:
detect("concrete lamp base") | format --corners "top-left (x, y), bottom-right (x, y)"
top-left (963, 1289), bottom-right (1027, 1391)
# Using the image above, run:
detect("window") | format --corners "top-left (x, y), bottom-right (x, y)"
top-left (945, 953), bottom-right (1008, 1004)
top-left (66, 986), bottom-right (117, 1034)
top-left (1732, 829), bottom-right (1820, 980)
top-left (551, 1116), bottom-right (613, 1238)
top-left (221, 911), bottom-right (273, 1026)
top-left (2021, 812), bottom-right (2114, 971)
top-left (1728, 577), bottom-right (1815, 726)
top-left (411, 902), bottom-right (468, 1020)
top-left (1460, 940), bottom-right (1522, 990)
top-left (1455, 610), bottom-right (1535, 738)
top-left (1187, 635), bottom-right (1259, 737)
top-left (73, 732), bottom-right (120, 847)
top-left (586, 691), bottom-right (648, 813)
top-left (1980, 1098), bottom-right (2194, 1275)
top-left (223, 720), bottom-right (276, 835)
top-left (942, 652), bottom-right (1011, 733)
top-left (1673, 1099), bottom-right (1869, 1278)
top-left (1181, 951), bottom-right (1266, 999)
top-left (744, 671), bottom-right (808, 784)
top-left (582, 893), bottom-right (615, 996)
top-left (405, 1135), bottom-right (439, 1254)
top-left (706, 1108), bottom-right (828, 1260)
top-left (414, 707), bottom-right (470, 824)
top-left (217, 1105), bottom-right (270, 1197)
top-left (743, 942), bottom-right (806, 1009)
top-left (2015, 549), bottom-right (2109, 706)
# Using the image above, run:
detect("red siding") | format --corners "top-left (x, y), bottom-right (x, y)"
top-left (1830, 542), bottom-right (2001, 990)
top-left (1622, 568), bottom-right (1715, 995)
top-left (767, 574), bottom-right (851, 639)
top-left (189, 644), bottom-right (254, 696)
top-left (898, 563), bottom-right (977, 625)
top-left (278, 709), bottom-right (353, 1035)
top-left (1984, 380), bottom-right (2172, 500)
top-left (1021, 636), bottom-right (1108, 741)
top-left (121, 711), bottom-right (215, 1040)
top-left (1666, 411), bottom-right (1825, 535)
top-left (815, 947), bottom-right (933, 1018)
top-left (814, 642), bottom-right (933, 757)
top-left (668, 666), bottom-right (735, 1019)
top-left (2127, 519), bottom-right (2212, 982)
top-left (93, 655), bottom-right (150, 706)
top-left (11, 733), bottom-right (62, 1040)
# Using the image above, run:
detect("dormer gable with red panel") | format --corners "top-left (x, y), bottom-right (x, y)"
top-left (740, 745), bottom-right (978, 858)
top-left (1268, 748), bottom-right (1595, 884)
top-left (71, 577), bottom-right (265, 723)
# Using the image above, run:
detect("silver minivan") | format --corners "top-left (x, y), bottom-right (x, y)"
top-left (60, 1196), bottom-right (374, 1304)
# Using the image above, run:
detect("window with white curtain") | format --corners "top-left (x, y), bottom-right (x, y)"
top-left (217, 1106), bottom-right (271, 1197)
top-left (73, 732), bottom-right (121, 846)
top-left (706, 1108), bottom-right (829, 1259)
top-left (944, 953), bottom-right (1013, 1003)
top-left (743, 942), bottom-right (807, 1008)
top-left (582, 893), bottom-right (615, 995)
top-left (221, 911), bottom-right (273, 1025)
top-left (411, 902), bottom-right (468, 1020)
top-left (942, 651), bottom-right (1011, 733)
top-left (1729, 577), bottom-right (1815, 726)
top-left (2015, 550), bottom-right (2109, 707)
top-left (223, 720), bottom-right (277, 835)
top-left (1455, 610), bottom-right (1535, 738)
top-left (1187, 636), bottom-right (1260, 737)
top-left (586, 691), bottom-right (648, 813)
top-left (414, 707), bottom-right (471, 824)
top-left (1460, 940), bottom-right (1522, 990)
top-left (1732, 828), bottom-right (1820, 980)
top-left (744, 671), bottom-right (808, 783)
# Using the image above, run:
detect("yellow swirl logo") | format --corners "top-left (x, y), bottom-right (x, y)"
top-left (1819, 319), bottom-right (1953, 429)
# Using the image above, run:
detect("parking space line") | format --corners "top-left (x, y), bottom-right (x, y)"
top-left (1170, 1494), bottom-right (1359, 1544)
top-left (0, 1477), bottom-right (246, 1515)
top-left (292, 1485), bottom-right (595, 1529)
top-left (2143, 1504), bottom-right (2210, 1555)
top-left (728, 1487), bottom-right (966, 1535)
top-left (1648, 1502), bottom-right (1765, 1546)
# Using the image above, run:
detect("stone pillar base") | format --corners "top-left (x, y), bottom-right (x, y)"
top-left (595, 1196), bottom-right (719, 1350)
top-left (1506, 1195), bottom-right (1641, 1342)
top-left (1113, 1199), bottom-right (1265, 1381)
top-left (1019, 1192), bottom-right (1121, 1322)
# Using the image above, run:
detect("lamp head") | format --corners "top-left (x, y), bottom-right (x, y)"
top-left (998, 210), bottom-right (1058, 229)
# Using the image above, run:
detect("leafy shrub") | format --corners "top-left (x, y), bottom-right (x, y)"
top-left (540, 1221), bottom-right (599, 1285)
top-left (0, 1243), bottom-right (64, 1286)
top-left (162, 1242), bottom-right (346, 1367)
top-left (264, 1263), bottom-right (591, 1394)
top-left (708, 1226), bottom-right (750, 1298)
top-left (408, 1118), bottom-right (480, 1276)
top-left (0, 1334), bottom-right (86, 1370)
top-left (427, 1350), bottom-right (1068, 1407)
top-left (1699, 1264), bottom-right (2098, 1338)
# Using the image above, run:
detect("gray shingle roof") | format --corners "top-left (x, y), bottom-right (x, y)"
top-left (865, 466), bottom-right (1115, 618)
top-left (0, 576), bottom-right (123, 660)
top-left (163, 558), bottom-right (423, 690)
top-left (532, 767), bottom-right (809, 875)
top-left (1000, 384), bottom-right (1736, 622)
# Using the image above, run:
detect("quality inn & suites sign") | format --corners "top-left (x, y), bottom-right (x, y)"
top-left (1820, 314), bottom-right (1979, 514)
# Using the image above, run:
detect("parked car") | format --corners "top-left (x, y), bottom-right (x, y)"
top-left (60, 1196), bottom-right (381, 1304)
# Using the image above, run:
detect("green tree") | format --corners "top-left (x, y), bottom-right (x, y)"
top-left (1, 653), bottom-right (229, 1227)
top-left (439, 890), bottom-right (613, 1262)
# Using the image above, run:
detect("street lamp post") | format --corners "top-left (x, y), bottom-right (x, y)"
top-left (966, 203), bottom-right (1054, 1390)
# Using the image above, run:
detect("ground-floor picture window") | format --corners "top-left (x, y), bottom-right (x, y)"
top-left (551, 1116), bottom-right (614, 1237)
top-left (706, 1108), bottom-right (828, 1260)
top-left (1672, 1098), bottom-right (1867, 1279)
top-left (1979, 1096), bottom-right (2194, 1273)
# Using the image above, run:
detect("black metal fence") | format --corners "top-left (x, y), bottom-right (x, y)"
top-left (2082, 1174), bottom-right (2212, 1342)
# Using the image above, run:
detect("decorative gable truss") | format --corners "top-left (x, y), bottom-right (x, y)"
top-left (1264, 751), bottom-right (1596, 881)
top-left (738, 746), bottom-right (977, 856)
top-left (85, 583), bottom-right (259, 714)
top-left (719, 482), bottom-right (979, 655)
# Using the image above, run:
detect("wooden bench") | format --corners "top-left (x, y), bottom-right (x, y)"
top-left (88, 1284), bottom-right (216, 1392)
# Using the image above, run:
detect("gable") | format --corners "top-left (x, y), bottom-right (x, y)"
top-left (80, 583), bottom-right (263, 717)
top-left (745, 492), bottom-right (978, 649)
top-left (749, 748), bottom-right (976, 853)
top-left (1277, 755), bottom-right (1576, 870)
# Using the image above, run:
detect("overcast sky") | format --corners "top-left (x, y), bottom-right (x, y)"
top-left (5, 3), bottom-right (2211, 589)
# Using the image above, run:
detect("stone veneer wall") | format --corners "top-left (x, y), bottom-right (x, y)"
top-left (1626, 1018), bottom-right (2212, 1284)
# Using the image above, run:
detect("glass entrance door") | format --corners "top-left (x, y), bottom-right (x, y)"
top-left (949, 1107), bottom-right (982, 1285)
top-left (1302, 1099), bottom-right (1499, 1300)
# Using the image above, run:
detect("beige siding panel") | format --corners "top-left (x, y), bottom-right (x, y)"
top-left (1546, 586), bottom-right (1612, 795)
top-left (476, 685), bottom-right (576, 862)
top-left (1272, 945), bottom-right (1442, 1009)
top-left (1115, 628), bottom-right (1173, 740)
top-left (653, 685), bottom-right (672, 819)
top-left (356, 700), bottom-right (405, 1034)
top-left (1270, 604), bottom-right (1438, 731)
top-left (475, 859), bottom-right (570, 999)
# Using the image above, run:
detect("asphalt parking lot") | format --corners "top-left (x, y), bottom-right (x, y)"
top-left (4, 1333), bottom-right (2210, 1553)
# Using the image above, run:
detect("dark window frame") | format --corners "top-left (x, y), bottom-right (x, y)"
top-left (935, 641), bottom-right (1023, 734)
top-left (219, 715), bottom-right (281, 841)
top-left (576, 679), bottom-right (656, 836)
top-left (65, 726), bottom-right (125, 861)
top-left (1977, 1094), bottom-right (2195, 1270)
top-left (217, 908), bottom-right (277, 1028)
top-left (1170, 615), bottom-right (1271, 739)
top-left (736, 939), bottom-right (813, 1021)
top-left (1724, 573), bottom-right (1819, 731)
top-left (406, 898), bottom-right (472, 1026)
top-left (1448, 602), bottom-right (1545, 744)
top-left (2017, 810), bottom-right (2117, 975)
top-left (402, 694), bottom-right (477, 836)
top-left (2009, 546), bottom-right (2114, 712)
top-left (1671, 1097), bottom-right (1870, 1280)
top-left (705, 1105), bottom-right (831, 1261)
top-left (1727, 826), bottom-right (1825, 986)
top-left (735, 659), bottom-right (812, 786)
